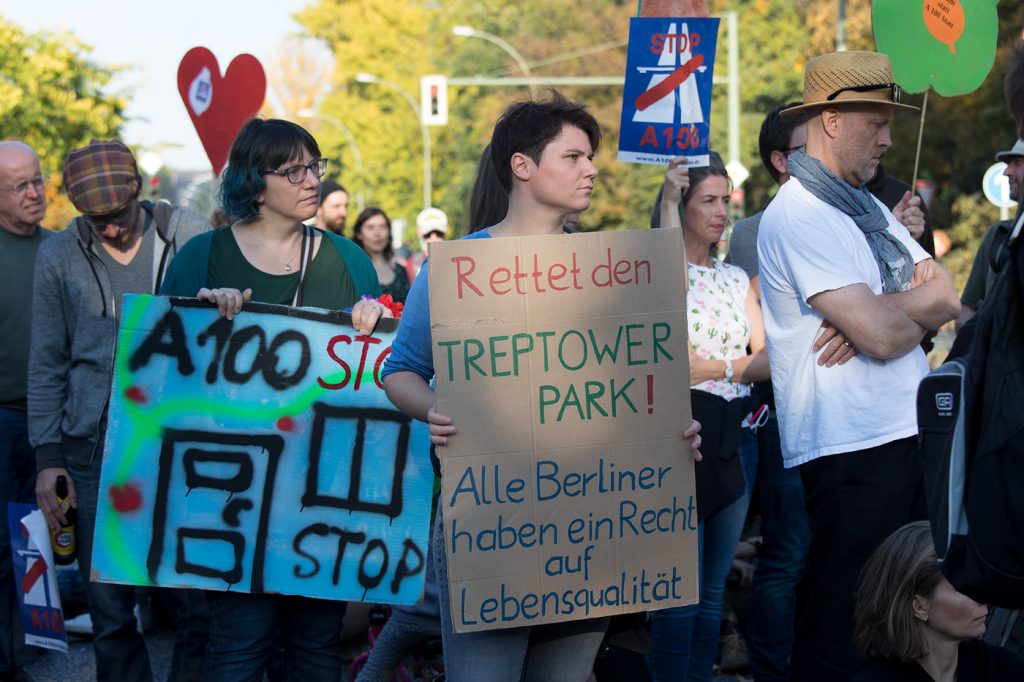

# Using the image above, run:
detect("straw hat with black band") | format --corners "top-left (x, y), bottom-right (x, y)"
top-left (782, 51), bottom-right (919, 117)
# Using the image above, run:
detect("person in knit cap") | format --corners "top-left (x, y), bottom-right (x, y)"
top-left (29, 140), bottom-right (208, 681)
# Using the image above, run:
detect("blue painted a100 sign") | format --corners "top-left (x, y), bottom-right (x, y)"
top-left (618, 16), bottom-right (720, 167)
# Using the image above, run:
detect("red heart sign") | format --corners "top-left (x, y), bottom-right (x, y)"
top-left (177, 47), bottom-right (266, 176)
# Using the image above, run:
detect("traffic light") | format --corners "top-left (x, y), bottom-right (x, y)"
top-left (420, 75), bottom-right (448, 126)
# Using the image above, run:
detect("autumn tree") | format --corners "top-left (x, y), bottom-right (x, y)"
top-left (1, 15), bottom-right (127, 229)
top-left (296, 0), bottom-right (1023, 280)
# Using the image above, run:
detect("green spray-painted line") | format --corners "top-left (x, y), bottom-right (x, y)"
top-left (98, 498), bottom-right (149, 584)
top-left (112, 368), bottom-right (374, 480)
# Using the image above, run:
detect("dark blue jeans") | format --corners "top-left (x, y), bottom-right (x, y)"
top-left (202, 591), bottom-right (346, 682)
top-left (0, 408), bottom-right (36, 675)
top-left (67, 456), bottom-right (153, 681)
top-left (746, 416), bottom-right (809, 682)
top-left (648, 429), bottom-right (756, 682)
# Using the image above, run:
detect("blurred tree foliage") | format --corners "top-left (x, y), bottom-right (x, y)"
top-left (1, 15), bottom-right (127, 229)
top-left (297, 0), bottom-right (1020, 280)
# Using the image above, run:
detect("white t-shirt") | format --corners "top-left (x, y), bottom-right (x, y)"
top-left (758, 177), bottom-right (930, 467)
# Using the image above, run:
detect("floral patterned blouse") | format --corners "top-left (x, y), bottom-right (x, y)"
top-left (688, 259), bottom-right (752, 400)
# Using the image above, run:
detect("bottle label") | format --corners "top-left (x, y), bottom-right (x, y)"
top-left (53, 530), bottom-right (74, 552)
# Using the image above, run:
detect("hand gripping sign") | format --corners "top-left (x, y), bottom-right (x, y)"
top-left (618, 16), bottom-right (720, 167)
top-left (91, 296), bottom-right (432, 605)
top-left (177, 47), bottom-right (267, 176)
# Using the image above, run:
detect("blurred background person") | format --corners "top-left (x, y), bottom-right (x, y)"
top-left (316, 180), bottom-right (349, 235)
top-left (409, 207), bottom-right (448, 276)
top-left (854, 521), bottom-right (1024, 681)
top-left (351, 207), bottom-right (411, 304)
top-left (468, 144), bottom-right (508, 234)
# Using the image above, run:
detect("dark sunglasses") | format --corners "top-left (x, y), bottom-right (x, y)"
top-left (826, 82), bottom-right (902, 104)
top-left (263, 158), bottom-right (328, 185)
top-left (84, 201), bottom-right (138, 231)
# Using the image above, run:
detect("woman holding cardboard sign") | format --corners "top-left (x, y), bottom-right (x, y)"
top-left (382, 95), bottom-right (703, 682)
top-left (160, 118), bottom-right (384, 681)
top-left (648, 151), bottom-right (770, 681)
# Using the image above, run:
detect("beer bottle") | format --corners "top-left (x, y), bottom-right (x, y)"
top-left (50, 475), bottom-right (77, 565)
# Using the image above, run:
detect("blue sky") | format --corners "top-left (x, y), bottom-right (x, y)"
top-left (3, 0), bottom-right (312, 171)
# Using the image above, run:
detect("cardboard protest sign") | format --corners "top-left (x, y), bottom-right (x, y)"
top-left (177, 47), bottom-right (266, 176)
top-left (8, 503), bottom-right (67, 653)
top-left (618, 17), bottom-right (720, 166)
top-left (92, 295), bottom-right (432, 605)
top-left (429, 229), bottom-right (697, 632)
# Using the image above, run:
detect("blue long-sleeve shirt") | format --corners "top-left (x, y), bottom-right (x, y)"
top-left (381, 230), bottom-right (492, 383)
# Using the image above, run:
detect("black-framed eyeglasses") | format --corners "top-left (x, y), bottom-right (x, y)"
top-left (2, 175), bottom-right (46, 197)
top-left (84, 201), bottom-right (138, 231)
top-left (263, 158), bottom-right (328, 185)
top-left (826, 82), bottom-right (902, 104)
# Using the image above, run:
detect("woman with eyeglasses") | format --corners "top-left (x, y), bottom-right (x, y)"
top-left (162, 118), bottom-right (382, 325)
top-left (160, 118), bottom-right (385, 681)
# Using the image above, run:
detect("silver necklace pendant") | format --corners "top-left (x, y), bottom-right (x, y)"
top-left (284, 264), bottom-right (292, 272)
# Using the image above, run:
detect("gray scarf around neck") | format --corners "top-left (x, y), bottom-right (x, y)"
top-left (788, 150), bottom-right (913, 293)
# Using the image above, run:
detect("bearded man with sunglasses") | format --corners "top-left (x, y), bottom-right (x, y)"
top-left (756, 52), bottom-right (960, 680)
top-left (28, 140), bottom-right (208, 681)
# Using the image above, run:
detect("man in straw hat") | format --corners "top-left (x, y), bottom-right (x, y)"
top-left (28, 140), bottom-right (208, 681)
top-left (756, 51), bottom-right (960, 680)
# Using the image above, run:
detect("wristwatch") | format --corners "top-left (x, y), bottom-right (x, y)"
top-left (724, 359), bottom-right (734, 382)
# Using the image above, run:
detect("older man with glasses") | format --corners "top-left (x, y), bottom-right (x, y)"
top-left (28, 140), bottom-right (209, 681)
top-left (0, 140), bottom-right (51, 682)
top-left (756, 52), bottom-right (960, 680)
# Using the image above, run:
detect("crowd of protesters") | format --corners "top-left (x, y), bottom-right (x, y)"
top-left (2, 42), bottom-right (1024, 682)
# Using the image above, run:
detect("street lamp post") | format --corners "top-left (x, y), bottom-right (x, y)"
top-left (452, 25), bottom-right (536, 98)
top-left (297, 108), bottom-right (366, 211)
top-left (355, 72), bottom-right (432, 211)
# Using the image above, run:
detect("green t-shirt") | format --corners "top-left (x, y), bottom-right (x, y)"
top-left (0, 225), bottom-right (52, 409)
top-left (207, 226), bottom-right (357, 309)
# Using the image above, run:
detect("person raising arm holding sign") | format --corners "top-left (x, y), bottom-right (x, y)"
top-left (649, 152), bottom-right (770, 681)
top-left (381, 94), bottom-right (702, 681)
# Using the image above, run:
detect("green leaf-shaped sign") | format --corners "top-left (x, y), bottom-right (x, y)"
top-left (873, 0), bottom-right (998, 96)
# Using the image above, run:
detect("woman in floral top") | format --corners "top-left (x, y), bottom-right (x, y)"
top-left (648, 152), bottom-right (771, 682)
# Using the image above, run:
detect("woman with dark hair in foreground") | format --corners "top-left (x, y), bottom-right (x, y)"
top-left (161, 117), bottom-right (384, 680)
top-left (854, 521), bottom-right (1024, 681)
